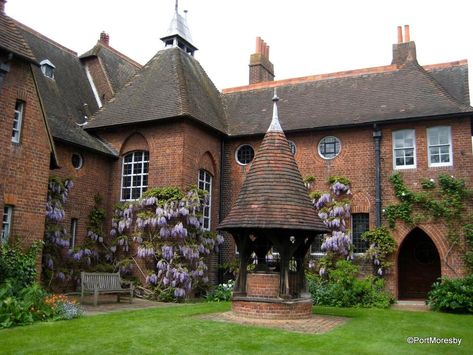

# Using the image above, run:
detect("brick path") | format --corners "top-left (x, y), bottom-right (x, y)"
top-left (199, 311), bottom-right (348, 334)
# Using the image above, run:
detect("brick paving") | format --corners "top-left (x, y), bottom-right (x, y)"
top-left (199, 311), bottom-right (348, 334)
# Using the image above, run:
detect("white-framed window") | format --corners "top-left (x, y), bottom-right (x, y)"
top-left (310, 234), bottom-right (326, 255)
top-left (40, 59), bottom-right (55, 79)
top-left (71, 153), bottom-right (84, 170)
top-left (121, 151), bottom-right (149, 201)
top-left (12, 100), bottom-right (24, 143)
top-left (288, 140), bottom-right (297, 155)
top-left (198, 169), bottom-right (212, 231)
top-left (1, 206), bottom-right (13, 244)
top-left (70, 218), bottom-right (78, 249)
top-left (427, 126), bottom-right (452, 167)
top-left (393, 129), bottom-right (416, 169)
top-left (318, 136), bottom-right (341, 159)
top-left (352, 213), bottom-right (369, 253)
top-left (235, 144), bottom-right (255, 165)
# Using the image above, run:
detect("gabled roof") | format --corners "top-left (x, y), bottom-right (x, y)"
top-left (14, 20), bottom-right (117, 157)
top-left (80, 42), bottom-right (141, 94)
top-left (218, 96), bottom-right (328, 232)
top-left (223, 61), bottom-right (473, 137)
top-left (87, 47), bottom-right (227, 133)
top-left (0, 13), bottom-right (35, 63)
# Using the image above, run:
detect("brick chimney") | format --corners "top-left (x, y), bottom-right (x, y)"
top-left (249, 37), bottom-right (275, 84)
top-left (392, 25), bottom-right (417, 67)
top-left (0, 0), bottom-right (7, 15)
top-left (99, 31), bottom-right (110, 46)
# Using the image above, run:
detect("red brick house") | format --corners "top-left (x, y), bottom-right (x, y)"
top-left (1, 1), bottom-right (472, 299)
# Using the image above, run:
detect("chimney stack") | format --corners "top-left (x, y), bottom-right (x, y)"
top-left (392, 25), bottom-right (417, 67)
top-left (99, 31), bottom-right (110, 46)
top-left (249, 37), bottom-right (275, 84)
top-left (0, 0), bottom-right (7, 15)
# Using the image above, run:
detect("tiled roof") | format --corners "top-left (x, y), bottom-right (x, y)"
top-left (14, 21), bottom-right (117, 156)
top-left (87, 47), bottom-right (227, 133)
top-left (218, 98), bottom-right (328, 232)
top-left (223, 62), bottom-right (473, 136)
top-left (80, 42), bottom-right (141, 94)
top-left (0, 13), bottom-right (35, 63)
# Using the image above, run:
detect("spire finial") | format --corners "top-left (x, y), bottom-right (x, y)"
top-left (268, 88), bottom-right (282, 132)
top-left (175, 0), bottom-right (178, 13)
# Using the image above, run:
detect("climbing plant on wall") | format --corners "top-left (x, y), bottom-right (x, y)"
top-left (384, 172), bottom-right (473, 274)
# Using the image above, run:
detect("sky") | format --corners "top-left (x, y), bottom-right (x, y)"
top-left (6, 0), bottom-right (473, 91)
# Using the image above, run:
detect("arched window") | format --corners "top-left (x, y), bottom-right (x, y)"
top-left (198, 169), bottom-right (212, 230)
top-left (121, 151), bottom-right (149, 201)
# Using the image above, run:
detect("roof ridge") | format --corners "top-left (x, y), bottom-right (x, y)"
top-left (12, 18), bottom-right (77, 56)
top-left (81, 42), bottom-right (142, 69)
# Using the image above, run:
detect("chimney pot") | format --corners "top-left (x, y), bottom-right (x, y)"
top-left (397, 26), bottom-right (403, 43)
top-left (99, 31), bottom-right (110, 46)
top-left (256, 37), bottom-right (262, 54)
top-left (0, 0), bottom-right (7, 14)
top-left (404, 25), bottom-right (410, 42)
top-left (249, 37), bottom-right (275, 84)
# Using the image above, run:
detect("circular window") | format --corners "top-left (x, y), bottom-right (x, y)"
top-left (235, 145), bottom-right (255, 165)
top-left (318, 136), bottom-right (341, 159)
top-left (71, 153), bottom-right (83, 170)
top-left (288, 140), bottom-right (297, 155)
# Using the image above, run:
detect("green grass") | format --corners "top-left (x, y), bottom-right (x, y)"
top-left (1, 303), bottom-right (472, 354)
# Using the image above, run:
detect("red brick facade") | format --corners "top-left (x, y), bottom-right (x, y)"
top-left (0, 58), bottom-right (51, 249)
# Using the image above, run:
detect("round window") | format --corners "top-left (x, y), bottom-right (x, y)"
top-left (318, 136), bottom-right (341, 159)
top-left (288, 140), bottom-right (297, 155)
top-left (71, 153), bottom-right (83, 170)
top-left (235, 145), bottom-right (255, 165)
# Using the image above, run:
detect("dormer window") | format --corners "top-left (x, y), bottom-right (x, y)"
top-left (40, 59), bottom-right (55, 79)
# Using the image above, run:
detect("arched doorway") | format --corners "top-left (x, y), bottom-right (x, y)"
top-left (398, 228), bottom-right (441, 299)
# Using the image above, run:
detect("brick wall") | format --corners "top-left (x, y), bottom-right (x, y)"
top-left (0, 58), bottom-right (51, 249)
top-left (51, 142), bottom-right (115, 248)
top-left (82, 57), bottom-right (114, 104)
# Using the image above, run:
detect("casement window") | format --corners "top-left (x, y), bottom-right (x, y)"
top-left (1, 206), bottom-right (13, 244)
top-left (198, 169), bottom-right (212, 231)
top-left (427, 126), bottom-right (452, 167)
top-left (318, 136), bottom-right (341, 159)
top-left (235, 144), bottom-right (255, 165)
top-left (352, 213), bottom-right (369, 253)
top-left (393, 129), bottom-right (416, 169)
top-left (40, 59), bottom-right (55, 79)
top-left (310, 234), bottom-right (326, 255)
top-left (121, 151), bottom-right (149, 201)
top-left (70, 218), bottom-right (78, 249)
top-left (12, 100), bottom-right (24, 143)
top-left (287, 140), bottom-right (297, 155)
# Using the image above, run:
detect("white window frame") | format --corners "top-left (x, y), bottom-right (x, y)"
top-left (70, 218), bottom-right (78, 249)
top-left (198, 169), bottom-right (212, 231)
top-left (121, 151), bottom-right (149, 201)
top-left (318, 136), bottom-right (341, 160)
top-left (40, 59), bottom-right (55, 79)
top-left (235, 144), bottom-right (255, 165)
top-left (2, 206), bottom-right (13, 244)
top-left (427, 126), bottom-right (453, 167)
top-left (392, 129), bottom-right (416, 169)
top-left (12, 101), bottom-right (24, 143)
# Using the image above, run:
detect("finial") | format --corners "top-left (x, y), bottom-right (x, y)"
top-left (268, 88), bottom-right (283, 132)
top-left (175, 0), bottom-right (178, 13)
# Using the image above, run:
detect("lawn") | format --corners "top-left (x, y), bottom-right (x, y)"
top-left (1, 303), bottom-right (472, 354)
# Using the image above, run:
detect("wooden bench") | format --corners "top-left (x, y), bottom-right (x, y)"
top-left (80, 272), bottom-right (134, 306)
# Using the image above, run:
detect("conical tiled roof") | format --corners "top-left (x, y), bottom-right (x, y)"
top-left (218, 94), bottom-right (328, 232)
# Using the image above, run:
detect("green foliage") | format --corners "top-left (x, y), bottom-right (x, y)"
top-left (307, 260), bottom-right (394, 308)
top-left (328, 175), bottom-right (351, 186)
top-left (142, 186), bottom-right (184, 202)
top-left (0, 242), bottom-right (42, 290)
top-left (205, 280), bottom-right (234, 302)
top-left (464, 224), bottom-right (473, 272)
top-left (427, 275), bottom-right (473, 313)
top-left (362, 227), bottom-right (397, 275)
top-left (0, 281), bottom-right (54, 328)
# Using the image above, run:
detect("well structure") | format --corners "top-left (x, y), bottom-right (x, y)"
top-left (218, 93), bottom-right (328, 319)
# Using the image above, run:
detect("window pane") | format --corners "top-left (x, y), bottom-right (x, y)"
top-left (352, 213), bottom-right (369, 253)
top-left (121, 151), bottom-right (149, 201)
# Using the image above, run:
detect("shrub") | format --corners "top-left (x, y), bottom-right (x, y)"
top-left (427, 275), bottom-right (473, 313)
top-left (307, 260), bottom-right (393, 308)
top-left (45, 294), bottom-right (83, 320)
top-left (205, 280), bottom-right (234, 302)
top-left (0, 242), bottom-right (42, 290)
